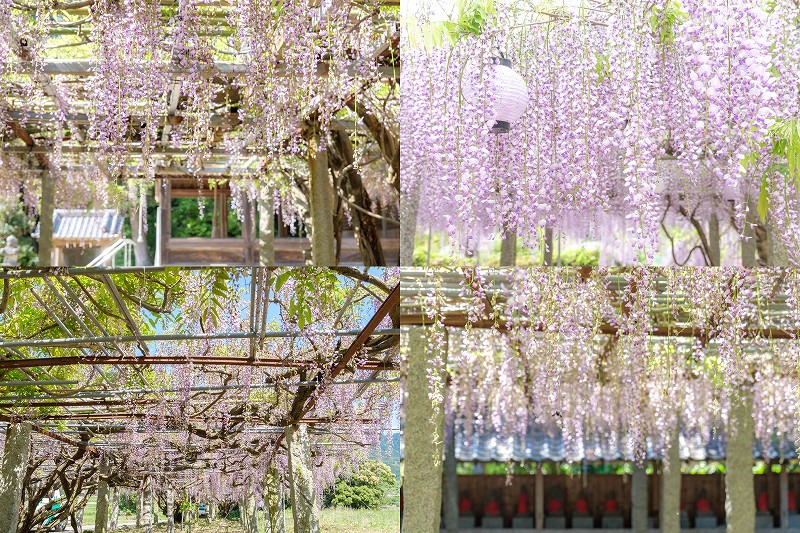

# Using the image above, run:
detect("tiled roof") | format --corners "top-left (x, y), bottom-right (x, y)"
top-left (454, 424), bottom-right (797, 462)
top-left (33, 209), bottom-right (124, 242)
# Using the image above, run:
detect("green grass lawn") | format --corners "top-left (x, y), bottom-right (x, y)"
top-left (80, 507), bottom-right (399, 533)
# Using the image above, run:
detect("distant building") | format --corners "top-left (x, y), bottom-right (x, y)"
top-left (33, 209), bottom-right (125, 266)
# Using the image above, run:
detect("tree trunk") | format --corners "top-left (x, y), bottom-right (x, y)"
top-left (110, 486), bottom-right (120, 531)
top-left (307, 126), bottom-right (335, 266)
top-left (328, 129), bottom-right (386, 265)
top-left (264, 466), bottom-right (285, 533)
top-left (166, 487), bottom-right (174, 533)
top-left (404, 327), bottom-right (447, 532)
top-left (500, 228), bottom-right (517, 266)
top-left (38, 170), bottom-right (54, 266)
top-left (708, 211), bottom-right (721, 266)
top-left (0, 422), bottom-right (32, 533)
top-left (725, 388), bottom-right (755, 533)
top-left (142, 477), bottom-right (153, 533)
top-left (399, 180), bottom-right (419, 266)
top-left (94, 461), bottom-right (111, 533)
top-left (345, 100), bottom-right (399, 194)
top-left (287, 424), bottom-right (320, 533)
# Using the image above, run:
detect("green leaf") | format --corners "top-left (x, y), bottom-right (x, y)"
top-left (274, 271), bottom-right (291, 292)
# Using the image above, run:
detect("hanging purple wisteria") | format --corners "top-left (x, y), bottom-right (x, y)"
top-left (402, 267), bottom-right (800, 461)
top-left (401, 0), bottom-right (800, 264)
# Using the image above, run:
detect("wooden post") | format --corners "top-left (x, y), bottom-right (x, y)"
top-left (0, 422), bottom-right (32, 533)
top-left (780, 465), bottom-right (789, 529)
top-left (307, 126), bottom-right (335, 266)
top-left (725, 388), bottom-right (755, 533)
top-left (287, 424), bottom-right (321, 533)
top-left (94, 459), bottom-right (111, 533)
top-left (631, 462), bottom-right (648, 533)
top-left (259, 186), bottom-right (275, 266)
top-left (404, 327), bottom-right (447, 532)
top-left (535, 464), bottom-right (544, 530)
top-left (38, 169), bottom-right (54, 266)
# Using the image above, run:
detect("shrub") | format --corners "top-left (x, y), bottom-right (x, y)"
top-left (324, 461), bottom-right (397, 510)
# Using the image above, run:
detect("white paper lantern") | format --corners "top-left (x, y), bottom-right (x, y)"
top-left (463, 57), bottom-right (529, 133)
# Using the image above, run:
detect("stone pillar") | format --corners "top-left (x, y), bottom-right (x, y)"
top-left (725, 388), bottom-right (755, 533)
top-left (0, 422), bottom-right (32, 533)
top-left (442, 401), bottom-right (458, 533)
top-left (94, 459), bottom-right (111, 533)
top-left (404, 327), bottom-right (447, 532)
top-left (110, 486), bottom-right (120, 531)
top-left (535, 465), bottom-right (544, 530)
top-left (661, 428), bottom-right (682, 533)
top-left (38, 170), bottom-right (54, 266)
top-left (307, 127), bottom-right (335, 266)
top-left (631, 461), bottom-right (648, 533)
top-left (287, 424), bottom-right (320, 533)
top-left (142, 476), bottom-right (153, 533)
top-left (259, 186), bottom-right (275, 265)
top-left (166, 487), bottom-right (174, 533)
top-left (264, 466), bottom-right (286, 533)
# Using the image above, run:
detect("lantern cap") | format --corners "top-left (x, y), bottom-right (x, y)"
top-left (491, 121), bottom-right (510, 133)
top-left (491, 57), bottom-right (512, 68)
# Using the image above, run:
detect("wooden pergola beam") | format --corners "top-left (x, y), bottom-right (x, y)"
top-left (400, 312), bottom-right (797, 340)
top-left (0, 355), bottom-right (396, 371)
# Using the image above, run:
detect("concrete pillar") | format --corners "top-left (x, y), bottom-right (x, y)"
top-left (725, 388), bottom-right (755, 533)
top-left (442, 402), bottom-right (458, 533)
top-left (166, 487), bottom-right (174, 533)
top-left (535, 465), bottom-right (544, 530)
top-left (307, 127), bottom-right (335, 266)
top-left (94, 459), bottom-right (111, 533)
top-left (661, 428), bottom-right (682, 533)
top-left (110, 486), bottom-right (120, 531)
top-left (287, 424), bottom-right (320, 533)
top-left (404, 327), bottom-right (447, 532)
top-left (631, 462), bottom-right (648, 533)
top-left (259, 186), bottom-right (275, 265)
top-left (142, 476), bottom-right (153, 533)
top-left (264, 466), bottom-right (286, 533)
top-left (399, 180), bottom-right (420, 266)
top-left (38, 170), bottom-right (54, 266)
top-left (780, 465), bottom-right (789, 529)
top-left (0, 422), bottom-right (32, 533)
top-left (499, 228), bottom-right (517, 267)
